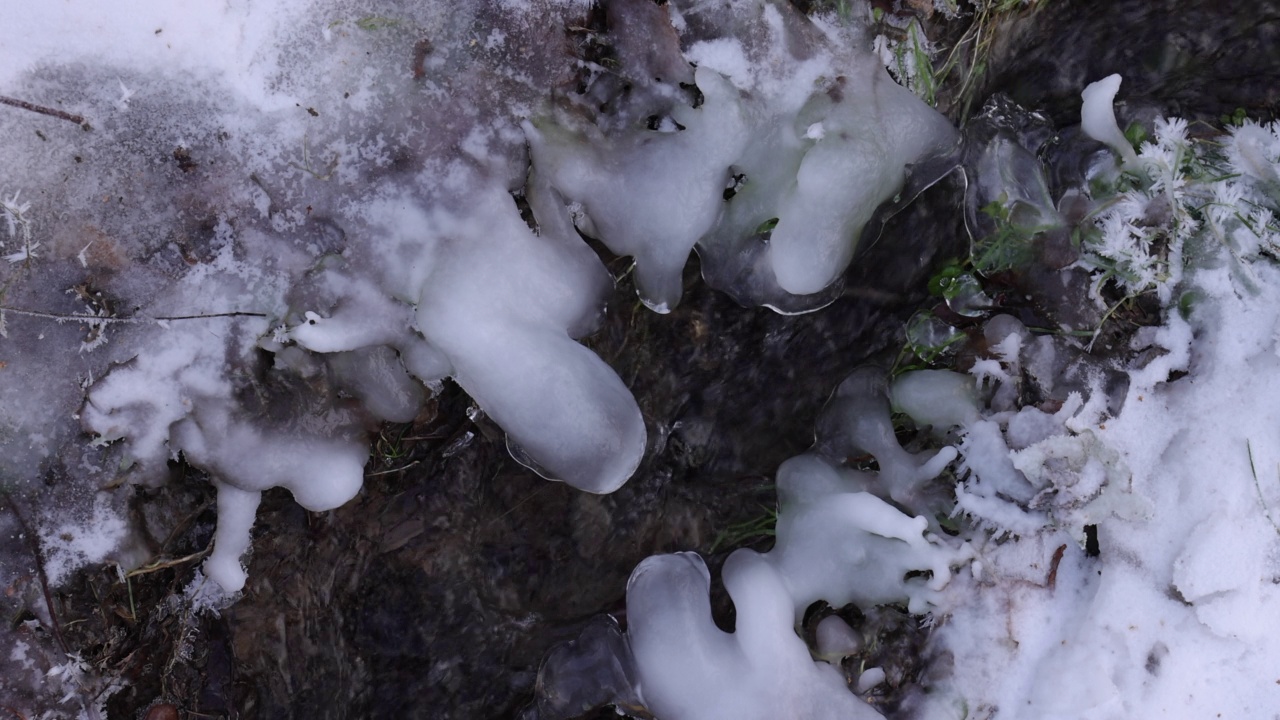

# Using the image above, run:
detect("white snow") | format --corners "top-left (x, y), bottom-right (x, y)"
top-left (0, 0), bottom-right (305, 110)
top-left (37, 494), bottom-right (131, 587)
top-left (917, 260), bottom-right (1280, 720)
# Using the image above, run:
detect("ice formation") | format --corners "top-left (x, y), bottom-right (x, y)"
top-left (527, 0), bottom-right (959, 311)
top-left (565, 72), bottom-right (1280, 720)
top-left (0, 0), bottom-right (965, 608)
top-left (284, 181), bottom-right (647, 495)
top-left (529, 362), bottom-right (974, 720)
top-left (626, 552), bottom-right (884, 720)
top-left (1080, 74), bottom-right (1138, 166)
top-left (622, 387), bottom-right (972, 720)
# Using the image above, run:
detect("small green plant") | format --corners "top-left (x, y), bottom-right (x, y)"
top-left (1123, 121), bottom-right (1149, 150)
top-left (1221, 107), bottom-right (1249, 127)
top-left (929, 0), bottom-right (1047, 118)
top-left (710, 506), bottom-right (778, 553)
top-left (874, 18), bottom-right (940, 105)
top-left (754, 217), bottom-right (780, 235)
top-left (971, 195), bottom-right (1050, 275)
top-left (927, 259), bottom-right (995, 317)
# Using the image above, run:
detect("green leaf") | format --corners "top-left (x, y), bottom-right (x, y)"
top-left (755, 217), bottom-right (780, 234)
top-left (1123, 122), bottom-right (1148, 150)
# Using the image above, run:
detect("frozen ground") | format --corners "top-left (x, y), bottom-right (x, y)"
top-left (2, 1), bottom-right (1279, 719)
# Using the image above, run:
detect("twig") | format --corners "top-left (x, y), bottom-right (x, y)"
top-left (1246, 440), bottom-right (1280, 536)
top-left (0, 490), bottom-right (69, 654)
top-left (0, 306), bottom-right (267, 325)
top-left (489, 483), bottom-right (550, 526)
top-left (1085, 293), bottom-right (1139, 352)
top-left (1046, 543), bottom-right (1067, 591)
top-left (125, 549), bottom-right (209, 579)
top-left (0, 94), bottom-right (91, 130)
top-left (366, 461), bottom-right (420, 477)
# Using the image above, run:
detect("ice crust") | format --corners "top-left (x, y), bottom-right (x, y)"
top-left (2, 0), bottom-right (659, 599)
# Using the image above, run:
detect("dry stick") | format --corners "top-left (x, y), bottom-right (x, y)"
top-left (0, 306), bottom-right (268, 325)
top-left (125, 549), bottom-right (209, 579)
top-left (0, 490), bottom-right (70, 655)
top-left (0, 94), bottom-right (90, 130)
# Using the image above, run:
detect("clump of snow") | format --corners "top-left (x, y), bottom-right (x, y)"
top-left (813, 614), bottom-right (862, 662)
top-left (80, 323), bottom-right (370, 592)
top-left (526, 66), bottom-right (750, 313)
top-left (37, 495), bottom-right (132, 587)
top-left (771, 454), bottom-right (971, 615)
top-left (890, 369), bottom-right (981, 431)
top-left (407, 183), bottom-right (647, 493)
top-left (818, 367), bottom-right (960, 508)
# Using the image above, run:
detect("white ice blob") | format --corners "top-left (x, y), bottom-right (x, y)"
top-left (625, 553), bottom-right (884, 720)
top-left (1081, 74), bottom-right (1138, 166)
top-left (766, 65), bottom-right (958, 295)
top-left (412, 186), bottom-right (647, 494)
top-left (525, 66), bottom-right (750, 313)
top-left (81, 326), bottom-right (369, 593)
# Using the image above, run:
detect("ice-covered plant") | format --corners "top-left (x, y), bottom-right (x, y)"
top-left (872, 17), bottom-right (938, 105)
top-left (1077, 76), bottom-right (1280, 306)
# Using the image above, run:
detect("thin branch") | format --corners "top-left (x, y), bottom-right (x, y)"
top-left (1246, 439), bottom-right (1280, 536)
top-left (0, 306), bottom-right (268, 325)
top-left (366, 461), bottom-right (420, 477)
top-left (0, 94), bottom-right (91, 130)
top-left (1, 490), bottom-right (69, 654)
top-left (125, 549), bottom-right (209, 579)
